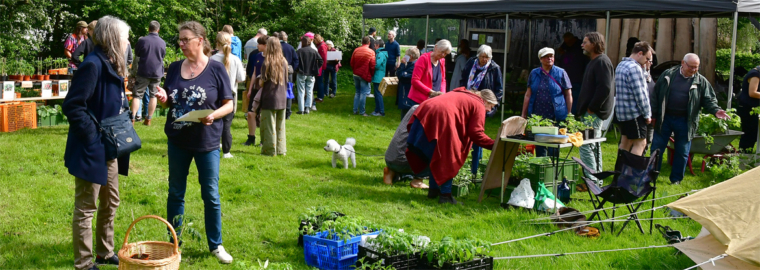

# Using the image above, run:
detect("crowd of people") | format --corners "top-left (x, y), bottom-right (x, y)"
top-left (58, 15), bottom-right (760, 269)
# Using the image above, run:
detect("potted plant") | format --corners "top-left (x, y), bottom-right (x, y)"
top-left (358, 229), bottom-right (424, 270)
top-left (452, 159), bottom-right (476, 197)
top-left (526, 115), bottom-right (557, 136)
top-left (297, 206), bottom-right (345, 247)
top-left (694, 109), bottom-right (742, 153)
top-left (419, 237), bottom-right (493, 269)
top-left (302, 216), bottom-right (381, 269)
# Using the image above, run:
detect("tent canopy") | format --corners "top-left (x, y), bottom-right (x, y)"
top-left (363, 0), bottom-right (760, 19)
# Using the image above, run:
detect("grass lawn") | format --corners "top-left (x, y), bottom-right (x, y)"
top-left (0, 68), bottom-right (719, 270)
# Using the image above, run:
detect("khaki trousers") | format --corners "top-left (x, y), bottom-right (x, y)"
top-left (73, 159), bottom-right (119, 270)
top-left (260, 109), bottom-right (286, 156)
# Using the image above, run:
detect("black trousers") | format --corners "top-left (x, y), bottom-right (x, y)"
top-left (738, 105), bottom-right (759, 153)
top-left (222, 112), bottom-right (234, 154)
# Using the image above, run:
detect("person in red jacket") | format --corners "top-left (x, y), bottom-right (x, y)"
top-left (408, 39), bottom-right (452, 106)
top-left (406, 87), bottom-right (498, 204)
top-left (351, 36), bottom-right (376, 116)
top-left (313, 34), bottom-right (329, 105)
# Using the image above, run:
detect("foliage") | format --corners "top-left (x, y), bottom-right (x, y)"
top-left (512, 152), bottom-right (533, 179)
top-left (526, 115), bottom-right (555, 131)
top-left (163, 45), bottom-right (185, 68)
top-left (697, 108), bottom-right (740, 149)
top-left (312, 216), bottom-right (378, 243)
top-left (562, 113), bottom-right (589, 134)
top-left (298, 206), bottom-right (342, 236)
top-left (171, 214), bottom-right (203, 246)
top-left (707, 154), bottom-right (746, 183)
top-left (365, 229), bottom-right (425, 257)
top-left (420, 237), bottom-right (492, 268)
top-left (36, 104), bottom-right (66, 120)
top-left (715, 49), bottom-right (760, 73)
top-left (717, 18), bottom-right (760, 52)
top-left (394, 18), bottom-right (460, 46)
top-left (233, 259), bottom-right (295, 270)
top-left (354, 257), bottom-right (397, 270)
top-left (751, 106), bottom-right (760, 116)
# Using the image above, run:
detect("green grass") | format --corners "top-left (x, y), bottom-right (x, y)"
top-left (0, 68), bottom-right (720, 269)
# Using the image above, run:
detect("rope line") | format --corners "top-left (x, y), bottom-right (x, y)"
top-left (492, 204), bottom-right (670, 246)
top-left (683, 254), bottom-right (729, 270)
top-left (524, 216), bottom-right (691, 225)
top-left (524, 189), bottom-right (702, 222)
top-left (493, 244), bottom-right (674, 260)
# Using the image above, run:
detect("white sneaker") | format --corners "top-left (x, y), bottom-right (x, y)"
top-left (311, 105), bottom-right (317, 111)
top-left (223, 153), bottom-right (233, 158)
top-left (368, 94), bottom-right (375, 98)
top-left (211, 246), bottom-right (233, 264)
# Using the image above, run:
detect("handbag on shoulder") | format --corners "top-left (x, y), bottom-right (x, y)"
top-left (87, 110), bottom-right (142, 160)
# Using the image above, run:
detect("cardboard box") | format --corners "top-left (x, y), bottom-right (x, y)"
top-left (379, 77), bottom-right (398, 97)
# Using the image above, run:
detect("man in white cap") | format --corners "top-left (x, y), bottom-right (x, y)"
top-left (614, 41), bottom-right (654, 156)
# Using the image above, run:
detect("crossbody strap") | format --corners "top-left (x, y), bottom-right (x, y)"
top-left (542, 68), bottom-right (562, 92)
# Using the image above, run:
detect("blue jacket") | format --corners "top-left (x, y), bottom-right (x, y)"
top-left (396, 60), bottom-right (416, 110)
top-left (459, 58), bottom-right (504, 117)
top-left (63, 47), bottom-right (130, 185)
top-left (372, 49), bottom-right (388, 83)
top-left (231, 36), bottom-right (243, 60)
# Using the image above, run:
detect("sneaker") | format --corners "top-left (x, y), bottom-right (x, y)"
top-left (671, 181), bottom-right (682, 185)
top-left (223, 153), bottom-right (233, 158)
top-left (311, 105), bottom-right (317, 111)
top-left (95, 255), bottom-right (119, 265)
top-left (329, 94), bottom-right (335, 98)
top-left (362, 113), bottom-right (369, 117)
top-left (316, 98), bottom-right (324, 103)
top-left (368, 94), bottom-right (375, 98)
top-left (371, 112), bottom-right (380, 116)
top-left (211, 246), bottom-right (233, 264)
top-left (135, 116), bottom-right (143, 122)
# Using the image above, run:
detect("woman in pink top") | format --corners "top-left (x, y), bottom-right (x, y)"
top-left (408, 39), bottom-right (452, 104)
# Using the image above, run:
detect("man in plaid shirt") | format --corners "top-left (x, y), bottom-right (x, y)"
top-left (615, 41), bottom-right (654, 155)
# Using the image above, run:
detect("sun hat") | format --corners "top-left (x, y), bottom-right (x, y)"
top-left (76, 21), bottom-right (88, 29)
top-left (538, 47), bottom-right (555, 59)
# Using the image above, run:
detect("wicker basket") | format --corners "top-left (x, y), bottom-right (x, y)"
top-left (0, 102), bottom-right (37, 132)
top-left (118, 215), bottom-right (181, 270)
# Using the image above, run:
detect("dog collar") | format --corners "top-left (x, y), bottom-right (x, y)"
top-left (334, 146), bottom-right (343, 153)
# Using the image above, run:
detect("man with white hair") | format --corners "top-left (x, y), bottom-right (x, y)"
top-left (244, 28), bottom-right (267, 60)
top-left (408, 39), bottom-right (452, 106)
top-left (650, 53), bottom-right (728, 185)
top-left (385, 30), bottom-right (401, 76)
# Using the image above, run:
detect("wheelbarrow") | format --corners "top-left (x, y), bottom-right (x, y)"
top-left (667, 130), bottom-right (744, 175)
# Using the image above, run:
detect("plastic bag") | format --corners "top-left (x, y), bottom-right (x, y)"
top-left (507, 179), bottom-right (535, 209)
top-left (535, 182), bottom-right (565, 212)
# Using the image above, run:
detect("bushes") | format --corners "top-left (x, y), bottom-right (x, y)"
top-left (716, 48), bottom-right (760, 72)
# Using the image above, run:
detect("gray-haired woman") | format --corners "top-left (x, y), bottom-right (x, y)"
top-left (63, 15), bottom-right (131, 270)
top-left (459, 45), bottom-right (503, 117)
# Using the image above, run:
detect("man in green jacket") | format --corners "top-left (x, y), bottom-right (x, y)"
top-left (650, 53), bottom-right (729, 184)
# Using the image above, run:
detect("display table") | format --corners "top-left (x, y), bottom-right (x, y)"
top-left (494, 137), bottom-right (607, 209)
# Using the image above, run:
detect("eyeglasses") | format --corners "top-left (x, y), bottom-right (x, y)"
top-left (178, 37), bottom-right (199, 45)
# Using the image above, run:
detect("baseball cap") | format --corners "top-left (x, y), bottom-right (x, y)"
top-left (538, 47), bottom-right (555, 59)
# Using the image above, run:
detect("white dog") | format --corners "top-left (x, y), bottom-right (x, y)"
top-left (324, 138), bottom-right (356, 169)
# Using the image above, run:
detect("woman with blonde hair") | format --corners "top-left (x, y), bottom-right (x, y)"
top-left (156, 21), bottom-right (234, 264)
top-left (210, 31), bottom-right (245, 158)
top-left (259, 37), bottom-right (289, 156)
top-left (63, 15), bottom-right (132, 270)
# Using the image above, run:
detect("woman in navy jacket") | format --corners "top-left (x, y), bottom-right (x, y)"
top-left (396, 47), bottom-right (420, 119)
top-left (458, 45), bottom-right (503, 118)
top-left (62, 16), bottom-right (131, 270)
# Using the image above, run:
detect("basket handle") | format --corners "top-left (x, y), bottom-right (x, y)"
top-left (122, 215), bottom-right (179, 254)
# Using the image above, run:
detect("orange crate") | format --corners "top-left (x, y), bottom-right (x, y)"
top-left (0, 102), bottom-right (37, 132)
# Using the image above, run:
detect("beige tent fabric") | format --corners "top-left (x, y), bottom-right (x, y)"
top-left (668, 166), bottom-right (760, 267)
top-left (478, 117), bottom-right (526, 203)
top-left (673, 228), bottom-right (760, 270)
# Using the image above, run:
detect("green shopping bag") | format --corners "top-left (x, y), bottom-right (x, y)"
top-left (534, 182), bottom-right (565, 212)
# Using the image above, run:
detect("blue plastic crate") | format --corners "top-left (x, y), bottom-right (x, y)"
top-left (303, 230), bottom-right (381, 270)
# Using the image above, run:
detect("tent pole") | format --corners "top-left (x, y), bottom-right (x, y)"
top-left (528, 17), bottom-right (533, 67)
top-left (728, 11), bottom-right (738, 110)
top-left (425, 15), bottom-right (430, 51)
top-left (605, 11), bottom-right (610, 55)
top-left (502, 14), bottom-right (509, 123)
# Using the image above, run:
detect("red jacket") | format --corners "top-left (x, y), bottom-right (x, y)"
top-left (407, 88), bottom-right (495, 185)
top-left (351, 44), bottom-right (375, 82)
top-left (316, 41), bottom-right (328, 76)
top-left (408, 52), bottom-right (447, 104)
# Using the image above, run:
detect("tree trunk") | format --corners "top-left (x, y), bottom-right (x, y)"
top-left (655, 18), bottom-right (674, 62)
top-left (673, 18), bottom-right (694, 61)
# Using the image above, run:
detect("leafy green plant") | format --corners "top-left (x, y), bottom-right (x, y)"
top-left (37, 105), bottom-right (67, 121)
top-left (171, 214), bottom-right (203, 247)
top-left (353, 257), bottom-right (397, 270)
top-left (365, 229), bottom-right (422, 257)
top-left (707, 154), bottom-right (746, 182)
top-left (562, 113), bottom-right (589, 134)
top-left (298, 206), bottom-right (342, 236)
top-left (526, 115), bottom-right (555, 131)
top-left (420, 237), bottom-right (492, 268)
top-left (697, 108), bottom-right (740, 150)
top-left (511, 152), bottom-right (533, 179)
top-left (751, 107), bottom-right (760, 116)
top-left (311, 216), bottom-right (378, 243)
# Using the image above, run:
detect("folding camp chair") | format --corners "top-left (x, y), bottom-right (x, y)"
top-left (572, 149), bottom-right (660, 236)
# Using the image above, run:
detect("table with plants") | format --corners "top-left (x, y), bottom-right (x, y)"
top-left (496, 115), bottom-right (607, 210)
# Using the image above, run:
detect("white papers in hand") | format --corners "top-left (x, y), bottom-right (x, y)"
top-left (174, 109), bottom-right (214, 123)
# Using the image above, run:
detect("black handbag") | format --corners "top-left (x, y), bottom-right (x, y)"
top-left (87, 110), bottom-right (142, 160)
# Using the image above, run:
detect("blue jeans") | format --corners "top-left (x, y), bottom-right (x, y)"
top-left (471, 145), bottom-right (483, 175)
top-left (353, 75), bottom-right (371, 114)
top-left (136, 88), bottom-right (150, 118)
top-left (324, 68), bottom-right (337, 96)
top-left (313, 74), bottom-right (324, 106)
top-left (429, 176), bottom-right (453, 194)
top-left (372, 82), bottom-right (385, 115)
top-left (579, 112), bottom-right (604, 183)
top-left (166, 141), bottom-right (223, 251)
top-left (650, 115), bottom-right (691, 183)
